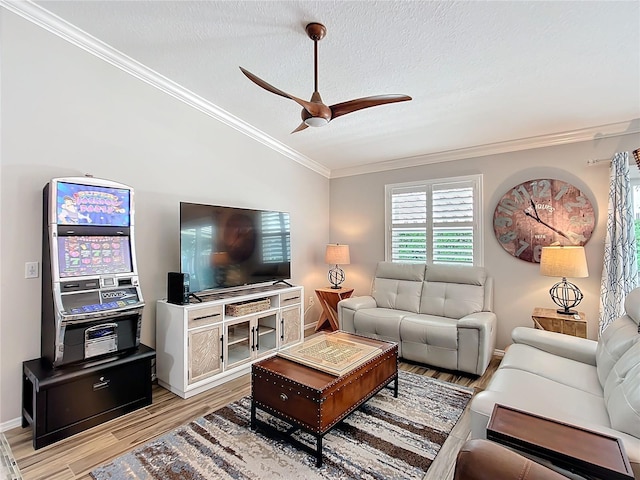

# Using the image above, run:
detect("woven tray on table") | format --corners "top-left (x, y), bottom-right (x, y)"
top-left (225, 298), bottom-right (271, 317)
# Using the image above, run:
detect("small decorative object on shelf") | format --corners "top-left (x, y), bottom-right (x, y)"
top-left (540, 246), bottom-right (588, 315)
top-left (325, 243), bottom-right (350, 289)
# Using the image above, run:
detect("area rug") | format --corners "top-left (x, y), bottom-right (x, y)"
top-left (91, 371), bottom-right (473, 480)
top-left (0, 433), bottom-right (22, 480)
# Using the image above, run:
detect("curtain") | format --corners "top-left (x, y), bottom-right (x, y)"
top-left (599, 151), bottom-right (639, 335)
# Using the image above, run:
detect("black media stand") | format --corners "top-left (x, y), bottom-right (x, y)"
top-left (22, 345), bottom-right (155, 449)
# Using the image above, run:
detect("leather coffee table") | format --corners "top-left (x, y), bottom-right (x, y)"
top-left (251, 331), bottom-right (398, 466)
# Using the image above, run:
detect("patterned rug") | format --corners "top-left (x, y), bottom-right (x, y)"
top-left (0, 433), bottom-right (22, 480)
top-left (91, 371), bottom-right (473, 480)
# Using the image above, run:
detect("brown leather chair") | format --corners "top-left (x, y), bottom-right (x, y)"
top-left (454, 439), bottom-right (568, 480)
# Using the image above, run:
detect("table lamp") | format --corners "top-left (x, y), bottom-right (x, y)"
top-left (325, 243), bottom-right (350, 289)
top-left (539, 246), bottom-right (588, 315)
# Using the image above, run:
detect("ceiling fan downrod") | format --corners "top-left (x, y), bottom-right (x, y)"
top-left (303, 23), bottom-right (329, 127)
top-left (305, 22), bottom-right (326, 95)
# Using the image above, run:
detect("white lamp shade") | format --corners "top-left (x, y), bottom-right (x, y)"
top-left (325, 244), bottom-right (350, 265)
top-left (540, 246), bottom-right (588, 278)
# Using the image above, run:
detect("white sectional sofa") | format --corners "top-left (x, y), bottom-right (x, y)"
top-left (470, 287), bottom-right (640, 478)
top-left (337, 262), bottom-right (497, 376)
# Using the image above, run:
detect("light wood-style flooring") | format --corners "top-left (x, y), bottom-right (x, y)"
top-left (5, 356), bottom-right (501, 480)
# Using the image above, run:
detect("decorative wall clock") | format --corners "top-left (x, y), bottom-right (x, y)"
top-left (493, 178), bottom-right (595, 263)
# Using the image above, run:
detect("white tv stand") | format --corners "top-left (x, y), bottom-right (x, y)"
top-left (156, 284), bottom-right (303, 398)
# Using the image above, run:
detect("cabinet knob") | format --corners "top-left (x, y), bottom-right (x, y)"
top-left (280, 393), bottom-right (288, 402)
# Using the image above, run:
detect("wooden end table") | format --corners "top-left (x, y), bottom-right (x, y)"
top-left (314, 287), bottom-right (354, 331)
top-left (487, 404), bottom-right (633, 480)
top-left (532, 307), bottom-right (587, 338)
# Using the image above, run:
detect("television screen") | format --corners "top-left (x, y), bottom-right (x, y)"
top-left (55, 181), bottom-right (131, 226)
top-left (180, 202), bottom-right (291, 292)
top-left (57, 235), bottom-right (133, 278)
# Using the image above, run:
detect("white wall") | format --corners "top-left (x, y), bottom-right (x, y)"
top-left (0, 11), bottom-right (328, 425)
top-left (330, 133), bottom-right (640, 351)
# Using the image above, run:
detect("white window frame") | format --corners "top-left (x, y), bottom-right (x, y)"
top-left (384, 174), bottom-right (484, 266)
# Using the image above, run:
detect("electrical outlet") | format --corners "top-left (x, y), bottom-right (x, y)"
top-left (309, 296), bottom-right (315, 306)
top-left (25, 261), bottom-right (39, 279)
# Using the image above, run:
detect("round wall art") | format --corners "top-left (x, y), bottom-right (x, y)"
top-left (492, 178), bottom-right (595, 263)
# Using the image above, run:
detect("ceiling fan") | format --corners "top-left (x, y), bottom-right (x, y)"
top-left (240, 22), bottom-right (412, 133)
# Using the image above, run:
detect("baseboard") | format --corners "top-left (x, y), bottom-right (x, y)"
top-left (1, 417), bottom-right (22, 433)
top-left (494, 349), bottom-right (506, 358)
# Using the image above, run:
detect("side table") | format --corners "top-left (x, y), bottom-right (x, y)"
top-left (314, 287), bottom-right (354, 332)
top-left (487, 404), bottom-right (633, 480)
top-left (532, 307), bottom-right (587, 338)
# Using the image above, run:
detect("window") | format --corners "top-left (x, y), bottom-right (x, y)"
top-left (260, 211), bottom-right (291, 263)
top-left (385, 175), bottom-right (483, 266)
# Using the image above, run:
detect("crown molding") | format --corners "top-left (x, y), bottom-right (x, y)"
top-left (330, 119), bottom-right (640, 178)
top-left (1, 0), bottom-right (331, 178)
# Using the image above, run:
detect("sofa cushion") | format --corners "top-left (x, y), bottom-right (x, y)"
top-left (499, 343), bottom-right (603, 396)
top-left (420, 282), bottom-right (485, 319)
top-left (476, 368), bottom-right (611, 429)
top-left (353, 308), bottom-right (405, 343)
top-left (597, 287), bottom-right (640, 386)
top-left (375, 262), bottom-right (426, 282)
top-left (604, 341), bottom-right (640, 438)
top-left (419, 266), bottom-right (489, 319)
top-left (425, 265), bottom-right (487, 286)
top-left (372, 263), bottom-right (425, 313)
top-left (596, 314), bottom-right (640, 387)
top-left (400, 314), bottom-right (458, 347)
top-left (400, 314), bottom-right (458, 369)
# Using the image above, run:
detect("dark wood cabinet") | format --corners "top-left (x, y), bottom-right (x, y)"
top-left (22, 345), bottom-right (155, 449)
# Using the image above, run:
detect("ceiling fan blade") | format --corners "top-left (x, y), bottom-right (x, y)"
top-left (239, 67), bottom-right (320, 114)
top-left (330, 94), bottom-right (412, 120)
top-left (291, 122), bottom-right (309, 134)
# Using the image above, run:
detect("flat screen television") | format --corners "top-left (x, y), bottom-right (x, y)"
top-left (180, 202), bottom-right (291, 292)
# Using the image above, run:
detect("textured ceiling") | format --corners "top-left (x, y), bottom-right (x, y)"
top-left (22, 1), bottom-right (640, 175)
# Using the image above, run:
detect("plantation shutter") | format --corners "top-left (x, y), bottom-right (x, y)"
top-left (387, 175), bottom-right (481, 265)
top-left (432, 184), bottom-right (474, 264)
top-left (390, 187), bottom-right (427, 262)
top-left (261, 212), bottom-right (290, 263)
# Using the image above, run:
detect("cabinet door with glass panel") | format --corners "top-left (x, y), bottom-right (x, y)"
top-left (255, 310), bottom-right (278, 356)
top-left (224, 317), bottom-right (252, 369)
top-left (224, 311), bottom-right (279, 369)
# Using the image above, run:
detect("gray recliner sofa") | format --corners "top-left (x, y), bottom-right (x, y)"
top-left (469, 287), bottom-right (640, 478)
top-left (337, 262), bottom-right (497, 376)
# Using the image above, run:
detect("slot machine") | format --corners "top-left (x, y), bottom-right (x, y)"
top-left (42, 176), bottom-right (144, 367)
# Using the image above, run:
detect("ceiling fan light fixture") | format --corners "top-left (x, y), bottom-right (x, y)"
top-left (240, 22), bottom-right (412, 133)
top-left (304, 117), bottom-right (329, 127)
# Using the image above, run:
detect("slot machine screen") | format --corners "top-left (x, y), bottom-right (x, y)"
top-left (57, 236), bottom-right (133, 278)
top-left (55, 181), bottom-right (131, 226)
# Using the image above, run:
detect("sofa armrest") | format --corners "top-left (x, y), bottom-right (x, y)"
top-left (457, 312), bottom-right (497, 375)
top-left (454, 439), bottom-right (568, 480)
top-left (338, 296), bottom-right (376, 332)
top-left (512, 327), bottom-right (597, 365)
